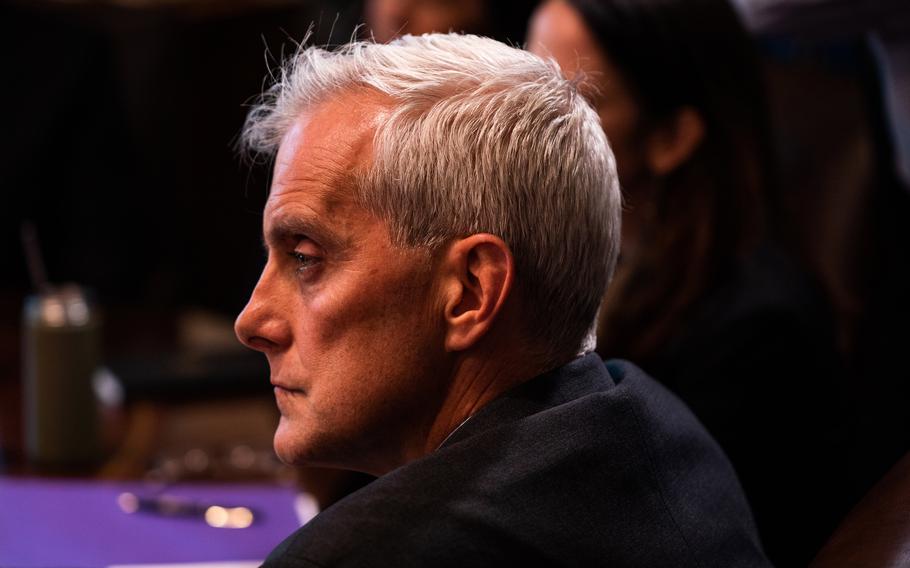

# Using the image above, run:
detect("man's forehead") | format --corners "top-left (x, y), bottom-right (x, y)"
top-left (263, 91), bottom-right (392, 243)
top-left (278, 90), bottom-right (389, 167)
top-left (268, 94), bottom-right (382, 200)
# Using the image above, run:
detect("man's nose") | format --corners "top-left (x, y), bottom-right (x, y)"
top-left (234, 268), bottom-right (292, 353)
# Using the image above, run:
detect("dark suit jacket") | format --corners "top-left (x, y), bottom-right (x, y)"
top-left (262, 354), bottom-right (770, 567)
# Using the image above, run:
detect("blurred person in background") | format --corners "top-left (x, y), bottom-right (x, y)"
top-left (733, 0), bottom-right (909, 190)
top-left (528, 0), bottom-right (850, 563)
top-left (364, 0), bottom-right (539, 44)
top-left (734, 0), bottom-right (910, 535)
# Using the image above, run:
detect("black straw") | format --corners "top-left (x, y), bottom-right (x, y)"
top-left (21, 221), bottom-right (51, 294)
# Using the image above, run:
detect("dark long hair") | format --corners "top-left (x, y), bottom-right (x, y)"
top-left (569, 0), bottom-right (776, 361)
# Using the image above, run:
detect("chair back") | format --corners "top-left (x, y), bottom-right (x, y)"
top-left (811, 451), bottom-right (910, 567)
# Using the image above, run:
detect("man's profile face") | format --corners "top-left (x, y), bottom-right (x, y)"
top-left (234, 96), bottom-right (451, 474)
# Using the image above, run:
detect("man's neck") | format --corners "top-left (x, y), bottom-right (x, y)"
top-left (420, 350), bottom-right (550, 457)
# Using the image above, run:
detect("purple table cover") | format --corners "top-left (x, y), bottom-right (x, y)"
top-left (0, 478), bottom-right (304, 568)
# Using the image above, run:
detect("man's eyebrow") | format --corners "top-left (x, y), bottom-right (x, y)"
top-left (262, 216), bottom-right (342, 251)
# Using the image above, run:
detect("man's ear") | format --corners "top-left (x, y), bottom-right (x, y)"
top-left (646, 106), bottom-right (705, 176)
top-left (441, 234), bottom-right (514, 352)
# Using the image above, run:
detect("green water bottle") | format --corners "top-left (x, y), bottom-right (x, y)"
top-left (22, 285), bottom-right (102, 467)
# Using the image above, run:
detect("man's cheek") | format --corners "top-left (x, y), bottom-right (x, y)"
top-left (309, 295), bottom-right (391, 348)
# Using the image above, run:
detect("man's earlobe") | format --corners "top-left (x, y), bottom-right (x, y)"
top-left (443, 234), bottom-right (514, 352)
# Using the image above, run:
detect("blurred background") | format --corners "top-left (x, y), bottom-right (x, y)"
top-left (0, 0), bottom-right (907, 565)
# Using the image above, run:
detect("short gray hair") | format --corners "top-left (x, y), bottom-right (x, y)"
top-left (242, 33), bottom-right (621, 360)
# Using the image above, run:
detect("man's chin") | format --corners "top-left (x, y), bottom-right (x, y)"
top-left (273, 423), bottom-right (310, 466)
top-left (272, 423), bottom-right (338, 468)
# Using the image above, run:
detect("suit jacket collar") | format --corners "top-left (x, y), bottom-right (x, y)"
top-left (440, 352), bottom-right (615, 449)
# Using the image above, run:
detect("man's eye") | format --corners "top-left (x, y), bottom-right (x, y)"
top-left (287, 251), bottom-right (321, 274)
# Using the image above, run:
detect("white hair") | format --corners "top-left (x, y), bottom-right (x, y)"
top-left (242, 33), bottom-right (621, 360)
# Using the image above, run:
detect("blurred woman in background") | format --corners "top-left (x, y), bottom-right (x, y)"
top-left (364, 0), bottom-right (539, 44)
top-left (528, 0), bottom-right (849, 563)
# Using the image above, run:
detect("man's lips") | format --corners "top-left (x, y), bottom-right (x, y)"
top-left (271, 380), bottom-right (304, 394)
top-left (272, 384), bottom-right (303, 411)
